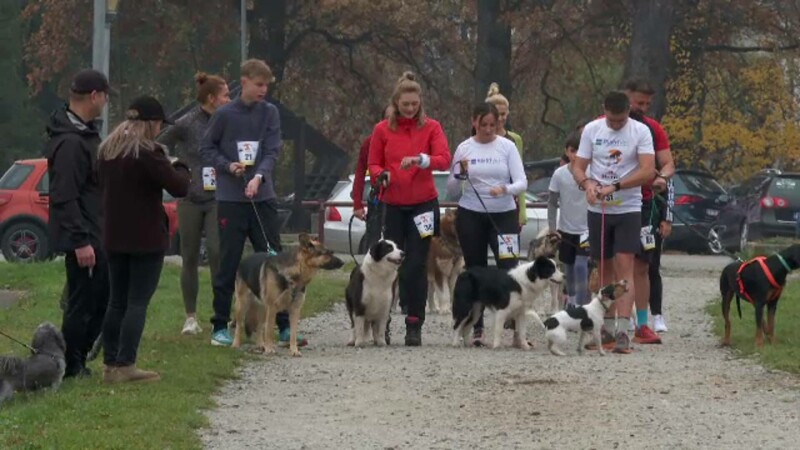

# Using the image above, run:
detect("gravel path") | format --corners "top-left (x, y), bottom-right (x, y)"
top-left (201, 255), bottom-right (800, 449)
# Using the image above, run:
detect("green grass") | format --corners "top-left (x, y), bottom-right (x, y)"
top-left (0, 261), bottom-right (348, 449)
top-left (707, 280), bottom-right (800, 375)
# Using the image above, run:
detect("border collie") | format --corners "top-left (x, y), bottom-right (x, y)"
top-left (451, 256), bottom-right (563, 349)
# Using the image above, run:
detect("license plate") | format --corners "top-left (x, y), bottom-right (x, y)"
top-left (706, 209), bottom-right (719, 217)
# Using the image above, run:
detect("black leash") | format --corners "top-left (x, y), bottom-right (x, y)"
top-left (0, 329), bottom-right (36, 354)
top-left (348, 214), bottom-right (358, 265)
top-left (463, 174), bottom-right (520, 260)
top-left (243, 174), bottom-right (277, 256)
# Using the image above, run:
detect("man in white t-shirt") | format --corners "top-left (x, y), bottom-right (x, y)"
top-left (548, 135), bottom-right (590, 305)
top-left (571, 91), bottom-right (655, 354)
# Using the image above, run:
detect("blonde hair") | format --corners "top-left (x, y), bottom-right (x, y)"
top-left (389, 71), bottom-right (426, 130)
top-left (241, 59), bottom-right (275, 82)
top-left (485, 82), bottom-right (510, 108)
top-left (98, 117), bottom-right (163, 161)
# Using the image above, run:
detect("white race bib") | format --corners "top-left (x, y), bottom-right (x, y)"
top-left (640, 226), bottom-right (656, 251)
top-left (579, 231), bottom-right (590, 249)
top-left (237, 141), bottom-right (259, 166)
top-left (413, 211), bottom-right (435, 238)
top-left (202, 167), bottom-right (216, 191)
top-left (497, 234), bottom-right (519, 260)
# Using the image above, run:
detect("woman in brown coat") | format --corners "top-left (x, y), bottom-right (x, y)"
top-left (98, 96), bottom-right (190, 383)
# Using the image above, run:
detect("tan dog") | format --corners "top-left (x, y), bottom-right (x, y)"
top-left (427, 208), bottom-right (464, 314)
top-left (231, 234), bottom-right (344, 356)
top-left (527, 228), bottom-right (562, 314)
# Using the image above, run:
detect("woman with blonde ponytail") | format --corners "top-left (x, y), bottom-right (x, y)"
top-left (368, 71), bottom-right (452, 346)
top-left (485, 82), bottom-right (527, 228)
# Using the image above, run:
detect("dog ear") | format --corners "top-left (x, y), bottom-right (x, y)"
top-left (531, 256), bottom-right (555, 280)
top-left (298, 233), bottom-right (311, 247)
top-left (369, 241), bottom-right (389, 261)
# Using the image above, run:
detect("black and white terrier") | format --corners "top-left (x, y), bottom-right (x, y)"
top-left (543, 280), bottom-right (628, 356)
top-left (0, 322), bottom-right (66, 405)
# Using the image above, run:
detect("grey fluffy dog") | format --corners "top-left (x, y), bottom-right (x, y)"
top-left (0, 322), bottom-right (66, 405)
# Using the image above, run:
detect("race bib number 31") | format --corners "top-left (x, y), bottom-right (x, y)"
top-left (641, 226), bottom-right (656, 251)
top-left (498, 234), bottom-right (519, 260)
top-left (413, 211), bottom-right (435, 238)
top-left (237, 141), bottom-right (259, 166)
top-left (202, 167), bottom-right (216, 191)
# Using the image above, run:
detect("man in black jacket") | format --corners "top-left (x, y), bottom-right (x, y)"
top-left (45, 69), bottom-right (110, 378)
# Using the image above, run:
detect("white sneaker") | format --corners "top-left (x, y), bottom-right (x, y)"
top-left (181, 317), bottom-right (203, 335)
top-left (653, 314), bottom-right (667, 333)
top-left (628, 317), bottom-right (636, 332)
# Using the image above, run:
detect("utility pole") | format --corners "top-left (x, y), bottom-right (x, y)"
top-left (92, 0), bottom-right (108, 137)
top-left (241, 0), bottom-right (248, 63)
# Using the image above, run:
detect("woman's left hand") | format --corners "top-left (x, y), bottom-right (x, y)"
top-left (400, 156), bottom-right (421, 170)
top-left (489, 185), bottom-right (507, 197)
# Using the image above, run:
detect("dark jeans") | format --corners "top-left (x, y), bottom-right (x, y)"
top-left (62, 248), bottom-right (109, 375)
top-left (212, 200), bottom-right (287, 332)
top-left (455, 207), bottom-right (519, 332)
top-left (103, 252), bottom-right (164, 366)
top-left (383, 199), bottom-right (438, 324)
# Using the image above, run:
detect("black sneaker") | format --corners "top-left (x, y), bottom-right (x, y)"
top-left (64, 366), bottom-right (92, 379)
top-left (405, 318), bottom-right (422, 346)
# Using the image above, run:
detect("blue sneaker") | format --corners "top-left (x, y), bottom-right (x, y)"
top-left (211, 329), bottom-right (233, 347)
top-left (278, 328), bottom-right (308, 347)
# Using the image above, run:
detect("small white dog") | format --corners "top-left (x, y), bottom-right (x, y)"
top-left (541, 280), bottom-right (628, 356)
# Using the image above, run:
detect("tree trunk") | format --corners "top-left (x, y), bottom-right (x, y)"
top-left (248, 0), bottom-right (288, 83)
top-left (474, 0), bottom-right (512, 105)
top-left (623, 0), bottom-right (675, 120)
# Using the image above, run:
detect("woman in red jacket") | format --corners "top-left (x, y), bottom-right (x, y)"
top-left (368, 72), bottom-right (451, 346)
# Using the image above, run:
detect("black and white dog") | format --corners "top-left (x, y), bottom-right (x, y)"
top-left (345, 240), bottom-right (404, 347)
top-left (0, 322), bottom-right (66, 405)
top-left (542, 280), bottom-right (628, 356)
top-left (451, 256), bottom-right (563, 349)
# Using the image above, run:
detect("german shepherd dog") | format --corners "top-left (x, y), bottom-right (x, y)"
top-left (427, 208), bottom-right (464, 314)
top-left (231, 234), bottom-right (344, 356)
top-left (719, 244), bottom-right (800, 347)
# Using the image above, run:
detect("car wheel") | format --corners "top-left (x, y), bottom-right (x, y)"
top-left (707, 226), bottom-right (724, 254)
top-left (1, 222), bottom-right (50, 263)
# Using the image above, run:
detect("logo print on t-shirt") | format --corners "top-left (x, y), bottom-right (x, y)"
top-left (608, 149), bottom-right (622, 165)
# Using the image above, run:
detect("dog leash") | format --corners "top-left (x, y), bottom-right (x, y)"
top-left (0, 329), bottom-right (37, 354)
top-left (243, 175), bottom-right (277, 256)
top-left (462, 172), bottom-right (520, 260)
top-left (347, 214), bottom-right (359, 265)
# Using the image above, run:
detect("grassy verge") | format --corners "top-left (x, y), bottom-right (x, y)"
top-left (706, 280), bottom-right (800, 375)
top-left (0, 260), bottom-right (348, 449)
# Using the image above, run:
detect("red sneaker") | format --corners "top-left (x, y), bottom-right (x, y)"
top-left (633, 325), bottom-right (662, 344)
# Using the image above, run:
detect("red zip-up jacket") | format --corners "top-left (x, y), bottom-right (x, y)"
top-left (368, 117), bottom-right (451, 206)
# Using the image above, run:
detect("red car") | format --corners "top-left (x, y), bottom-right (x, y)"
top-left (0, 158), bottom-right (179, 262)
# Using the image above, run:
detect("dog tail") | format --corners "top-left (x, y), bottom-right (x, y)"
top-left (452, 271), bottom-right (477, 330)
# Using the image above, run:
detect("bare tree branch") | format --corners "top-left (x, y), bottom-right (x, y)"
top-left (539, 69), bottom-right (566, 136)
top-left (705, 43), bottom-right (800, 53)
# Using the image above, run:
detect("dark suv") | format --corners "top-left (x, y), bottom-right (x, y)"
top-left (664, 169), bottom-right (728, 253)
top-left (709, 170), bottom-right (800, 252)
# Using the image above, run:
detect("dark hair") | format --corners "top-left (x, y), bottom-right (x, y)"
top-left (470, 102), bottom-right (499, 136)
top-left (561, 154), bottom-right (570, 163)
top-left (564, 134), bottom-right (580, 150)
top-left (623, 78), bottom-right (656, 96)
top-left (603, 91), bottom-right (630, 114)
top-left (195, 72), bottom-right (227, 104)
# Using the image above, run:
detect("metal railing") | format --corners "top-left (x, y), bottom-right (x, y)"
top-left (301, 200), bottom-right (548, 243)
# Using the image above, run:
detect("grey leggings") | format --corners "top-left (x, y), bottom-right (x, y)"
top-left (177, 200), bottom-right (220, 315)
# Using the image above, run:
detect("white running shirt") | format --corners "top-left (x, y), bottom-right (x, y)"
top-left (549, 164), bottom-right (588, 234)
top-left (577, 117), bottom-right (654, 214)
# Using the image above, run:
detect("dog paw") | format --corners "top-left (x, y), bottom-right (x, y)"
top-left (262, 346), bottom-right (276, 355)
top-left (374, 340), bottom-right (387, 347)
top-left (290, 348), bottom-right (302, 357)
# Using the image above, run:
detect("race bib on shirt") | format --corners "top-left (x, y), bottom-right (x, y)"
top-left (237, 141), bottom-right (259, 166)
top-left (413, 211), bottom-right (435, 238)
top-left (497, 234), bottom-right (519, 259)
top-left (641, 226), bottom-right (656, 251)
top-left (202, 167), bottom-right (216, 191)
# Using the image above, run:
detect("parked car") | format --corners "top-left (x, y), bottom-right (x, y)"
top-left (322, 172), bottom-right (549, 256)
top-left (0, 158), bottom-right (180, 262)
top-left (663, 169), bottom-right (729, 254)
top-left (524, 157), bottom-right (562, 202)
top-left (708, 170), bottom-right (800, 253)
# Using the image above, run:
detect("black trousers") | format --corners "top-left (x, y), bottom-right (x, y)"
top-left (455, 207), bottom-right (519, 332)
top-left (62, 248), bottom-right (109, 375)
top-left (211, 200), bottom-right (286, 332)
top-left (649, 231), bottom-right (664, 315)
top-left (358, 198), bottom-right (384, 254)
top-left (383, 199), bottom-right (439, 324)
top-left (103, 252), bottom-right (163, 366)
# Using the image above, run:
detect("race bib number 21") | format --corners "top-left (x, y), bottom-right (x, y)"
top-left (237, 141), bottom-right (259, 166)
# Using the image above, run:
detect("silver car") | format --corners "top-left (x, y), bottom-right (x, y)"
top-left (322, 172), bottom-right (550, 256)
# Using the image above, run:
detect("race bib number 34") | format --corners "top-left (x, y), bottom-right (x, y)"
top-left (413, 211), bottom-right (435, 238)
top-left (202, 167), bottom-right (216, 191)
top-left (498, 234), bottom-right (519, 259)
top-left (237, 141), bottom-right (259, 166)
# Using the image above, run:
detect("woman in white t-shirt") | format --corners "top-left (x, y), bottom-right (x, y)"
top-left (548, 135), bottom-right (590, 305)
top-left (446, 102), bottom-right (528, 346)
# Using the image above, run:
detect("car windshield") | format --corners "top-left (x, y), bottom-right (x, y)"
top-left (673, 172), bottom-right (725, 195)
top-left (768, 176), bottom-right (800, 204)
top-left (527, 176), bottom-right (551, 195)
top-left (0, 163), bottom-right (34, 190)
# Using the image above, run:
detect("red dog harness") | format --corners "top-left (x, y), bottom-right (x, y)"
top-left (737, 256), bottom-right (782, 305)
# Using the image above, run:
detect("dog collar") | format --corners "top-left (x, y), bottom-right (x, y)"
top-left (775, 253), bottom-right (792, 272)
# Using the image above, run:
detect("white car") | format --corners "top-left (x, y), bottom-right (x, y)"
top-left (322, 172), bottom-right (550, 256)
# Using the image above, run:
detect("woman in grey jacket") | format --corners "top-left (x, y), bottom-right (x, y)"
top-left (158, 73), bottom-right (230, 335)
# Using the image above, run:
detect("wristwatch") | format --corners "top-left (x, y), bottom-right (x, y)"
top-left (613, 181), bottom-right (621, 191)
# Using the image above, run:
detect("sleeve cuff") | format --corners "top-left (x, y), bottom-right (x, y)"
top-left (418, 153), bottom-right (431, 169)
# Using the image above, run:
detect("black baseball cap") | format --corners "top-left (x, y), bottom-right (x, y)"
top-left (125, 96), bottom-right (173, 124)
top-left (70, 69), bottom-right (110, 94)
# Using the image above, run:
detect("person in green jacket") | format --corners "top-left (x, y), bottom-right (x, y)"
top-left (485, 83), bottom-right (527, 229)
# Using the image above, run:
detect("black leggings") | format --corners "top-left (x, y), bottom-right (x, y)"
top-left (103, 252), bottom-right (164, 366)
top-left (383, 199), bottom-right (439, 325)
top-left (649, 231), bottom-right (664, 315)
top-left (455, 207), bottom-right (519, 332)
